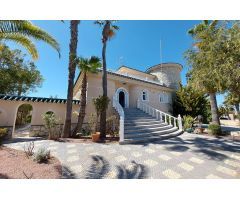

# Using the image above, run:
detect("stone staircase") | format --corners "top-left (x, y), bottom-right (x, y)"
top-left (121, 108), bottom-right (183, 144)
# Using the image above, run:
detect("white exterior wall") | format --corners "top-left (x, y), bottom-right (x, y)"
top-left (150, 65), bottom-right (181, 89)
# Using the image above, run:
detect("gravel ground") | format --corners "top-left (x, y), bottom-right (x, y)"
top-left (0, 146), bottom-right (62, 179)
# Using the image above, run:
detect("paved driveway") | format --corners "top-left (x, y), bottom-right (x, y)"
top-left (4, 133), bottom-right (240, 179)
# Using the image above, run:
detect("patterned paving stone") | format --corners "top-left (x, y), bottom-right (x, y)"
top-left (216, 166), bottom-right (237, 177)
top-left (131, 152), bottom-right (142, 158)
top-left (178, 162), bottom-right (194, 172)
top-left (145, 148), bottom-right (156, 154)
top-left (66, 144), bottom-right (76, 148)
top-left (71, 164), bottom-right (84, 173)
top-left (122, 146), bottom-right (132, 151)
top-left (105, 170), bottom-right (118, 179)
top-left (224, 159), bottom-right (240, 168)
top-left (189, 157), bottom-right (204, 164)
top-left (108, 149), bottom-right (117, 154)
top-left (162, 169), bottom-right (181, 179)
top-left (158, 154), bottom-right (171, 161)
top-left (144, 159), bottom-right (158, 167)
top-left (230, 154), bottom-right (240, 161)
top-left (49, 146), bottom-right (58, 150)
top-left (85, 146), bottom-right (95, 151)
top-left (115, 155), bottom-right (127, 163)
top-left (206, 174), bottom-right (221, 179)
top-left (66, 155), bottom-right (79, 163)
top-left (170, 151), bottom-right (182, 156)
top-left (4, 133), bottom-right (240, 179)
top-left (67, 149), bottom-right (78, 154)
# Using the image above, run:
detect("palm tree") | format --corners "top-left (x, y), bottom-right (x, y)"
top-left (62, 20), bottom-right (80, 138)
top-left (95, 20), bottom-right (119, 139)
top-left (0, 20), bottom-right (60, 59)
top-left (187, 20), bottom-right (221, 125)
top-left (72, 56), bottom-right (101, 137)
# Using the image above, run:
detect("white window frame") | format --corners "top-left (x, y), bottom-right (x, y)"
top-left (159, 92), bottom-right (169, 103)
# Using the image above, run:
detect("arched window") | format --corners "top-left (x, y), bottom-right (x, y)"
top-left (142, 89), bottom-right (149, 101)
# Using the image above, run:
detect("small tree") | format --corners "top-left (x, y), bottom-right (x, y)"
top-left (173, 83), bottom-right (211, 123)
top-left (72, 56), bottom-right (101, 137)
top-left (92, 96), bottom-right (110, 133)
top-left (42, 112), bottom-right (60, 140)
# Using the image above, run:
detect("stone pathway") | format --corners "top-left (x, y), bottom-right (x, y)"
top-left (3, 133), bottom-right (240, 179)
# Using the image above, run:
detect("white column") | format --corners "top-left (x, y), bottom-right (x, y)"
top-left (178, 114), bottom-right (182, 130)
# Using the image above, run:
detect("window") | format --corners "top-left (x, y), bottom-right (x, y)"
top-left (159, 92), bottom-right (169, 103)
top-left (142, 90), bottom-right (149, 101)
top-left (159, 93), bottom-right (164, 102)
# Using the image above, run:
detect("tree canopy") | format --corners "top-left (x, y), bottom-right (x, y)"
top-left (0, 45), bottom-right (43, 95)
top-left (173, 83), bottom-right (211, 123)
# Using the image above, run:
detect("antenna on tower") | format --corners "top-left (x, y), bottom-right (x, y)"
top-left (119, 56), bottom-right (124, 66)
top-left (160, 38), bottom-right (163, 73)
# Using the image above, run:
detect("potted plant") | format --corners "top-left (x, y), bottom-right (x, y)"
top-left (92, 95), bottom-right (110, 142)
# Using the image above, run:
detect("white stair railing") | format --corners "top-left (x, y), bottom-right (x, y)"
top-left (113, 96), bottom-right (124, 142)
top-left (137, 99), bottom-right (182, 131)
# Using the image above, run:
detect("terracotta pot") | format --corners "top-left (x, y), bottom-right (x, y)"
top-left (197, 127), bottom-right (204, 134)
top-left (92, 132), bottom-right (100, 142)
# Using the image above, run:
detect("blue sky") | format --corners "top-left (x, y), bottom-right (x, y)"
top-left (8, 20), bottom-right (224, 104)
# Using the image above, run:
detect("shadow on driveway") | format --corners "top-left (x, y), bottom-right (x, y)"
top-left (84, 155), bottom-right (148, 179)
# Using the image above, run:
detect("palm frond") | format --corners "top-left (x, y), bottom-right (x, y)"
top-left (0, 20), bottom-right (60, 58)
top-left (0, 32), bottom-right (38, 59)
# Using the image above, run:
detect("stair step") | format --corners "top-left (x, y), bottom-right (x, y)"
top-left (125, 118), bottom-right (159, 122)
top-left (124, 123), bottom-right (168, 129)
top-left (119, 107), bottom-right (181, 144)
top-left (125, 124), bottom-right (173, 133)
top-left (124, 127), bottom-right (178, 139)
top-left (125, 120), bottom-right (165, 125)
top-left (120, 130), bottom-right (183, 144)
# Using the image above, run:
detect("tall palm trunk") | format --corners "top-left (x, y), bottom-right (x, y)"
top-left (100, 21), bottom-right (110, 139)
top-left (209, 92), bottom-right (220, 125)
top-left (72, 72), bottom-right (87, 137)
top-left (62, 20), bottom-right (80, 138)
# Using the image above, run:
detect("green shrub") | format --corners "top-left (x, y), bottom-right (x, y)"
top-left (0, 128), bottom-right (8, 144)
top-left (33, 147), bottom-right (51, 163)
top-left (106, 115), bottom-right (119, 137)
top-left (92, 96), bottom-right (110, 132)
top-left (183, 115), bottom-right (194, 130)
top-left (0, 128), bottom-right (8, 138)
top-left (81, 128), bottom-right (91, 136)
top-left (42, 112), bottom-right (60, 140)
top-left (208, 124), bottom-right (221, 135)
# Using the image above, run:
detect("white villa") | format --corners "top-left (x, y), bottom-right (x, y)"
top-left (0, 62), bottom-right (183, 143)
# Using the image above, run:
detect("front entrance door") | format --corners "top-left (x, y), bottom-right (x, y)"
top-left (119, 91), bottom-right (125, 108)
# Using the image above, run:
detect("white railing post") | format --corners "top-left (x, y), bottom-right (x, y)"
top-left (135, 100), bottom-right (182, 132)
top-left (160, 112), bottom-right (162, 122)
top-left (112, 96), bottom-right (125, 143)
top-left (119, 116), bottom-right (124, 142)
top-left (178, 114), bottom-right (182, 131)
